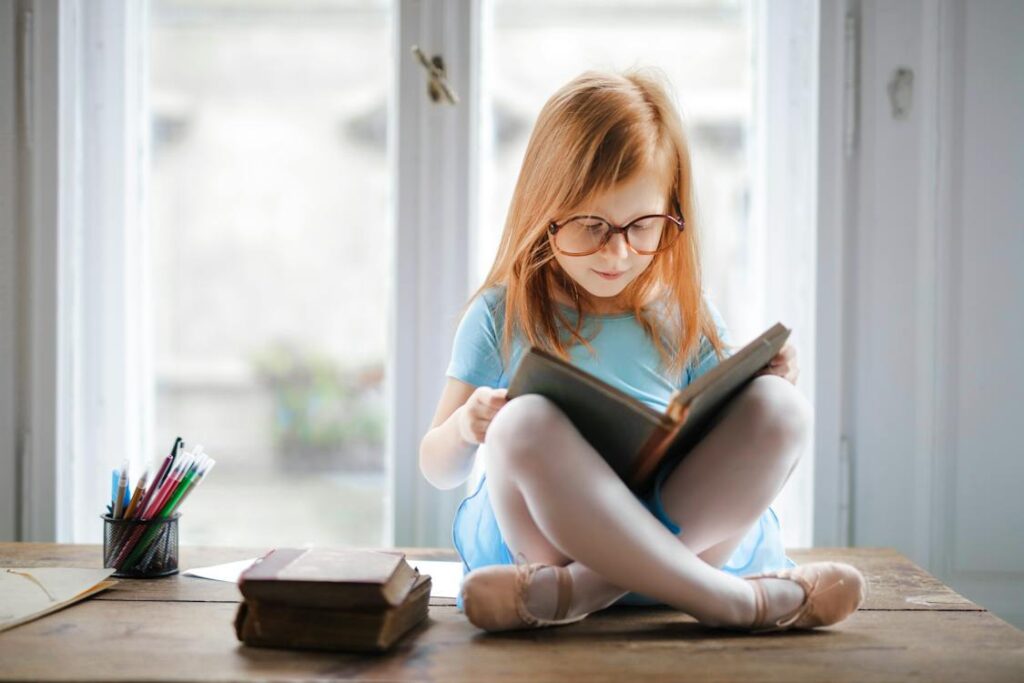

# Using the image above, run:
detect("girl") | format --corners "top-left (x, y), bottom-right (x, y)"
top-left (419, 68), bottom-right (866, 634)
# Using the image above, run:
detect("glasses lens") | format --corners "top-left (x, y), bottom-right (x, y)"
top-left (627, 216), bottom-right (674, 253)
top-left (556, 217), bottom-right (609, 255)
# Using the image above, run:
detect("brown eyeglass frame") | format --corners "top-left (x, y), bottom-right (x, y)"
top-left (547, 206), bottom-right (686, 257)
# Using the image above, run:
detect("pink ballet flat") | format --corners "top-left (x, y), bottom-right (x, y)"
top-left (460, 551), bottom-right (590, 632)
top-left (742, 561), bottom-right (868, 634)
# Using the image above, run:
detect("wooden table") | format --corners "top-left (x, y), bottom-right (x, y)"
top-left (1, 544), bottom-right (1023, 682)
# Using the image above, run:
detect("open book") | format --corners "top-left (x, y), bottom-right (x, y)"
top-left (506, 322), bottom-right (791, 495)
top-left (1, 567), bottom-right (117, 633)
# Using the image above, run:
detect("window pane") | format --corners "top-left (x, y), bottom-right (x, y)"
top-left (482, 0), bottom-right (760, 341)
top-left (148, 0), bottom-right (392, 547)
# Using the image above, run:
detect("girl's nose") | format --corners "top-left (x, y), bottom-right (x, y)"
top-left (602, 232), bottom-right (630, 258)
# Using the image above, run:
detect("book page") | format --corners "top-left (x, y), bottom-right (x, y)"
top-left (0, 567), bottom-right (117, 633)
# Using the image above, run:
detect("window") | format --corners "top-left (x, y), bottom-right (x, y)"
top-left (36, 0), bottom-right (813, 550)
top-left (147, 0), bottom-right (392, 547)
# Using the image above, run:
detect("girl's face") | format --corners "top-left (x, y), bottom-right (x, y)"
top-left (550, 170), bottom-right (669, 309)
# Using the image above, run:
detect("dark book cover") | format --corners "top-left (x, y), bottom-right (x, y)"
top-left (238, 547), bottom-right (420, 610)
top-left (235, 573), bottom-right (432, 653)
top-left (506, 322), bottom-right (791, 495)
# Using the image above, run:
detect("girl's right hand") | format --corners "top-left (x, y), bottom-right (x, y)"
top-left (457, 387), bottom-right (509, 445)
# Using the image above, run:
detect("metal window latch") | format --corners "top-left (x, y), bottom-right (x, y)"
top-left (411, 45), bottom-right (459, 105)
top-left (887, 67), bottom-right (913, 120)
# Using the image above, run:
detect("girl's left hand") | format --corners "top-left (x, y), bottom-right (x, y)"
top-left (758, 341), bottom-right (799, 385)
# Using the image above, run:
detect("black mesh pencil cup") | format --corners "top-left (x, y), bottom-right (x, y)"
top-left (102, 513), bottom-right (181, 578)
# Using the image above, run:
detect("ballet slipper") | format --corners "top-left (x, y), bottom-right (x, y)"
top-left (740, 561), bottom-right (868, 634)
top-left (460, 551), bottom-right (590, 632)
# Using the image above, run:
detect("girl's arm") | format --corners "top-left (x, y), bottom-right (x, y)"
top-left (419, 378), bottom-right (507, 490)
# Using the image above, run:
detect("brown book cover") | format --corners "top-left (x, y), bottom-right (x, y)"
top-left (234, 573), bottom-right (432, 653)
top-left (238, 547), bottom-right (420, 610)
top-left (506, 322), bottom-right (791, 495)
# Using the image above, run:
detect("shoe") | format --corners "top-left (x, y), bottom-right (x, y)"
top-left (460, 551), bottom-right (591, 632)
top-left (742, 561), bottom-right (868, 634)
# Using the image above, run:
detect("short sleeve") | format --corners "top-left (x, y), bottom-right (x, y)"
top-left (684, 295), bottom-right (732, 385)
top-left (445, 290), bottom-right (505, 388)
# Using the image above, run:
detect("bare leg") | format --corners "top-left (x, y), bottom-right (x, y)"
top-left (483, 375), bottom-right (810, 627)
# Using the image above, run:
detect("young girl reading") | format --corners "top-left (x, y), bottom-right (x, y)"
top-left (419, 68), bottom-right (866, 634)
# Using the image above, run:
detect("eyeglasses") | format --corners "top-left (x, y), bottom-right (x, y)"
top-left (547, 211), bottom-right (685, 257)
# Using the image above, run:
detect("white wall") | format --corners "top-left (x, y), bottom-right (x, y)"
top-left (839, 0), bottom-right (1024, 628)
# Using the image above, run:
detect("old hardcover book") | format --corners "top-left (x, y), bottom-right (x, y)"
top-left (238, 547), bottom-right (421, 610)
top-left (507, 322), bottom-right (791, 495)
top-left (234, 573), bottom-right (432, 653)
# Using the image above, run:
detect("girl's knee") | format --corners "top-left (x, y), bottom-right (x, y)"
top-left (485, 394), bottom-right (566, 468)
top-left (739, 375), bottom-right (812, 455)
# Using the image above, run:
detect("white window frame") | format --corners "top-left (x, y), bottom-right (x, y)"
top-left (813, 0), bottom-right (857, 547)
top-left (752, 0), bottom-right (820, 550)
top-left (6, 0), bottom-right (151, 542)
top-left (7, 0), bottom-right (830, 551)
top-left (389, 0), bottom-right (483, 547)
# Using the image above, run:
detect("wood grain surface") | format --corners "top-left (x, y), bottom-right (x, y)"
top-left (1, 544), bottom-right (1022, 682)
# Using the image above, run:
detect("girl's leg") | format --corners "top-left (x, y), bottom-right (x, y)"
top-left (535, 375), bottom-right (809, 617)
top-left (483, 374), bottom-right (810, 627)
top-left (658, 375), bottom-right (809, 564)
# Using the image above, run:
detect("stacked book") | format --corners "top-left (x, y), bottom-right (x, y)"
top-left (235, 547), bottom-right (431, 653)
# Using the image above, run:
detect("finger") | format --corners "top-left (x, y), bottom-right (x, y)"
top-left (472, 418), bottom-right (490, 439)
top-left (479, 403), bottom-right (501, 420)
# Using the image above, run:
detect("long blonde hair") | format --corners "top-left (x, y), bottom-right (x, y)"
top-left (465, 67), bottom-right (724, 380)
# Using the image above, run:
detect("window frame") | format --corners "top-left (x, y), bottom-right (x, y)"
top-left (389, 0), bottom-right (483, 547)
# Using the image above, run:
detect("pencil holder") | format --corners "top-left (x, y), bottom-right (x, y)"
top-left (101, 513), bottom-right (180, 578)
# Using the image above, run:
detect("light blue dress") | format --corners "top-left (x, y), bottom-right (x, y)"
top-left (446, 286), bottom-right (796, 609)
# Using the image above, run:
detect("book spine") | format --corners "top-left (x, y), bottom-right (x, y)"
top-left (626, 423), bottom-right (677, 492)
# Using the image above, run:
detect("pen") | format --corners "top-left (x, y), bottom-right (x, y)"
top-left (113, 460), bottom-right (129, 519)
top-left (142, 453), bottom-right (194, 520)
top-left (157, 437), bottom-right (184, 490)
top-left (124, 467), bottom-right (150, 519)
top-left (165, 458), bottom-right (215, 515)
top-left (136, 439), bottom-right (181, 516)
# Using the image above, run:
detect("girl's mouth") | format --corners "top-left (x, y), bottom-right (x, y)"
top-left (592, 269), bottom-right (625, 280)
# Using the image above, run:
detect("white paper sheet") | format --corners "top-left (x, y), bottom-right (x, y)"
top-left (407, 559), bottom-right (464, 599)
top-left (183, 558), bottom-right (257, 582)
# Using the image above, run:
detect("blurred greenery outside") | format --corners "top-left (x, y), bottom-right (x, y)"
top-left (251, 343), bottom-right (385, 470)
